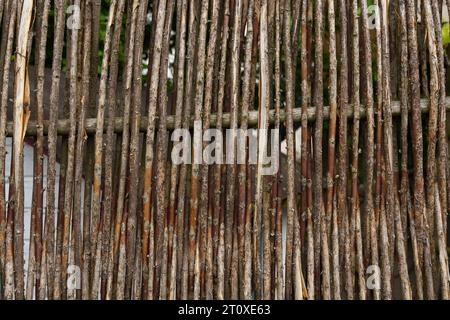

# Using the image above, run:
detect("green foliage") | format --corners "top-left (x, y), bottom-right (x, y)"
top-left (26, 2), bottom-right (127, 77)
top-left (443, 23), bottom-right (450, 47)
top-left (357, 0), bottom-right (375, 17)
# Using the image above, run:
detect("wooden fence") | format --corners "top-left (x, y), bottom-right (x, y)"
top-left (0, 0), bottom-right (449, 300)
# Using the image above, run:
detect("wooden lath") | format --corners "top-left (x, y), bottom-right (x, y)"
top-left (4, 98), bottom-right (450, 136)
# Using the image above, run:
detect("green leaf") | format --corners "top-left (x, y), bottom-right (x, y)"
top-left (443, 23), bottom-right (450, 47)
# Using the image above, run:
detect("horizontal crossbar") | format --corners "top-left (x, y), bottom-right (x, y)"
top-left (5, 98), bottom-right (447, 137)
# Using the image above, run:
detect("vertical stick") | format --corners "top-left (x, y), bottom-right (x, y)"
top-left (41, 0), bottom-right (66, 300)
top-left (155, 0), bottom-right (174, 300)
top-left (5, 164), bottom-right (16, 299)
top-left (400, 0), bottom-right (423, 300)
top-left (350, 0), bottom-right (364, 300)
top-left (299, 0), bottom-right (312, 299)
top-left (259, 0), bottom-right (272, 301)
top-left (142, 0), bottom-right (169, 300)
top-left (90, 0), bottom-right (120, 299)
top-left (405, 0), bottom-right (431, 299)
top-left (166, 0), bottom-right (186, 300)
top-left (115, 0), bottom-right (140, 299)
top-left (60, 0), bottom-right (80, 299)
top-left (273, 0), bottom-right (284, 301)
top-left (326, 2), bottom-right (338, 294)
top-left (225, 0), bottom-right (242, 299)
top-left (73, 0), bottom-right (92, 300)
top-left (432, 0), bottom-right (450, 299)
top-left (92, 11), bottom-right (117, 300)
top-left (0, 0), bottom-right (17, 300)
top-left (214, 0), bottom-right (230, 300)
top-left (102, 0), bottom-right (126, 299)
top-left (178, 0), bottom-right (199, 300)
top-left (313, 0), bottom-right (329, 300)
top-left (373, 0), bottom-right (392, 300)
top-left (337, 0), bottom-right (349, 300)
top-left (282, 0), bottom-right (300, 300)
top-left (201, 0), bottom-right (221, 300)
top-left (13, 0), bottom-right (34, 300)
top-left (31, 0), bottom-right (50, 299)
top-left (423, 0), bottom-right (443, 300)
top-left (188, 0), bottom-right (208, 300)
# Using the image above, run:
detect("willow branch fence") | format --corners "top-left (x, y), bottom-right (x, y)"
top-left (0, 0), bottom-right (449, 301)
